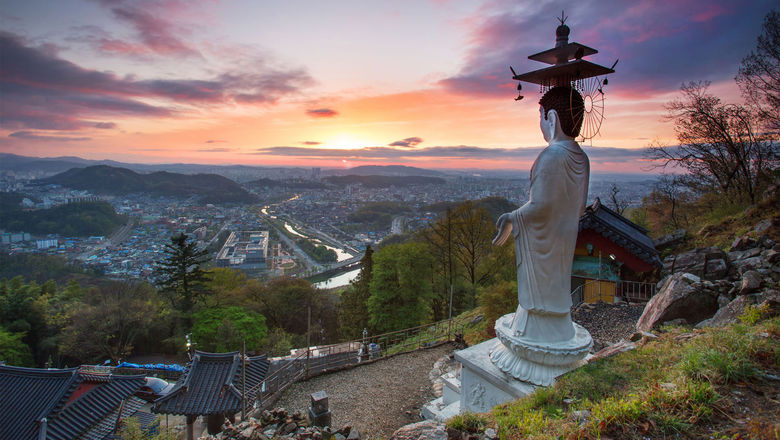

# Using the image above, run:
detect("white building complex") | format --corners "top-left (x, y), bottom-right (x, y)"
top-left (216, 231), bottom-right (269, 270)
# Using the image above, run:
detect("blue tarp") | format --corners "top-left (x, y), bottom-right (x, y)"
top-left (116, 362), bottom-right (187, 372)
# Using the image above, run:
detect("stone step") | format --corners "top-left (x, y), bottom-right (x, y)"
top-left (421, 396), bottom-right (461, 422)
top-left (442, 373), bottom-right (461, 406)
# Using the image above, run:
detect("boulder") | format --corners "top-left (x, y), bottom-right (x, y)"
top-left (731, 236), bottom-right (758, 251)
top-left (736, 256), bottom-right (764, 275)
top-left (702, 295), bottom-right (757, 327)
top-left (754, 219), bottom-right (772, 233)
top-left (740, 270), bottom-right (763, 295)
top-left (390, 421), bottom-right (447, 440)
top-left (654, 229), bottom-right (686, 250)
top-left (728, 248), bottom-right (762, 262)
top-left (757, 289), bottom-right (780, 317)
top-left (763, 249), bottom-right (780, 265)
top-left (705, 258), bottom-right (729, 280)
top-left (758, 235), bottom-right (775, 249)
top-left (637, 273), bottom-right (718, 332)
top-left (666, 247), bottom-right (729, 280)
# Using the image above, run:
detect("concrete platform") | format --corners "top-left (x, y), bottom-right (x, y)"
top-left (455, 338), bottom-right (538, 413)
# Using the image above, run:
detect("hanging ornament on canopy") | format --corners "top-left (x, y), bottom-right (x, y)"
top-left (510, 11), bottom-right (617, 142)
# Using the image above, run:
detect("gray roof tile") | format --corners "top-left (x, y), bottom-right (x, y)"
top-left (152, 351), bottom-right (268, 416)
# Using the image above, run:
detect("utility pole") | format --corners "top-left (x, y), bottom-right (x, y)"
top-left (306, 305), bottom-right (311, 378)
top-left (448, 284), bottom-right (453, 340)
top-left (241, 339), bottom-right (246, 421)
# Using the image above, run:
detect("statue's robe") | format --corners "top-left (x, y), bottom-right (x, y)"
top-left (509, 140), bottom-right (589, 341)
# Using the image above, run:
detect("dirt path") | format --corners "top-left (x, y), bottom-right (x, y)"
top-left (274, 343), bottom-right (454, 439)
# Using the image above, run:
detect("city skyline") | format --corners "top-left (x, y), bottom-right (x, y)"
top-left (1, 0), bottom-right (774, 172)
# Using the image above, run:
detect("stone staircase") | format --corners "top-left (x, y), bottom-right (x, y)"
top-left (421, 371), bottom-right (461, 421)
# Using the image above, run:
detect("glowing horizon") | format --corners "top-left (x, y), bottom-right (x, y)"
top-left (0, 1), bottom-right (773, 173)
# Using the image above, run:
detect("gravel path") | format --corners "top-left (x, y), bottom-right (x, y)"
top-left (274, 343), bottom-right (455, 439)
top-left (572, 302), bottom-right (645, 350)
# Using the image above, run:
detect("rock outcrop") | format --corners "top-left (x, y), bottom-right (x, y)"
top-left (653, 229), bottom-right (686, 251)
top-left (662, 247), bottom-right (729, 280)
top-left (640, 221), bottom-right (779, 330)
top-left (636, 273), bottom-right (717, 331)
top-left (198, 408), bottom-right (360, 440)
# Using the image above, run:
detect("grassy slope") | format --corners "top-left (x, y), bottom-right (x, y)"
top-left (657, 190), bottom-right (780, 255)
top-left (448, 307), bottom-right (779, 439)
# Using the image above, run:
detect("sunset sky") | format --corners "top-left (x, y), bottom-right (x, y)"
top-left (0, 0), bottom-right (775, 172)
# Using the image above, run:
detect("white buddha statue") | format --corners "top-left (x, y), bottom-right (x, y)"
top-left (491, 85), bottom-right (593, 385)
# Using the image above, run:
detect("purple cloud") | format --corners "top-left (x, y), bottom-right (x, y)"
top-left (301, 141), bottom-right (321, 145)
top-left (9, 131), bottom-right (91, 142)
top-left (250, 145), bottom-right (649, 163)
top-left (93, 122), bottom-right (117, 129)
top-left (105, 1), bottom-right (201, 58)
top-left (306, 108), bottom-right (339, 118)
top-left (388, 137), bottom-right (424, 148)
top-left (205, 139), bottom-right (226, 144)
top-left (197, 147), bottom-right (233, 153)
top-left (0, 31), bottom-right (312, 134)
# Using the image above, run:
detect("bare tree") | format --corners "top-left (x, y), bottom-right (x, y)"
top-left (736, 9), bottom-right (780, 132)
top-left (451, 201), bottom-right (494, 288)
top-left (647, 81), bottom-right (776, 204)
top-left (421, 208), bottom-right (456, 320)
top-left (608, 183), bottom-right (630, 215)
top-left (644, 174), bottom-right (692, 231)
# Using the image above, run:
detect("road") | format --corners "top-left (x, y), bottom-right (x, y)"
top-left (253, 209), bottom-right (323, 273)
top-left (205, 220), bottom-right (231, 249)
top-left (77, 219), bottom-right (134, 260)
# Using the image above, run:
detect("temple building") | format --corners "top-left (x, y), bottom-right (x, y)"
top-left (153, 351), bottom-right (269, 440)
top-left (0, 365), bottom-right (148, 440)
top-left (573, 198), bottom-right (662, 303)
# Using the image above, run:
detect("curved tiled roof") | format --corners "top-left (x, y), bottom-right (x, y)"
top-left (0, 365), bottom-right (79, 440)
top-left (579, 198), bottom-right (662, 268)
top-left (47, 374), bottom-right (146, 440)
top-left (0, 365), bottom-right (145, 440)
top-left (152, 351), bottom-right (268, 416)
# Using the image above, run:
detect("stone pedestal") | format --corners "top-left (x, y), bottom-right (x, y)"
top-left (455, 339), bottom-right (538, 413)
top-left (490, 312), bottom-right (592, 386)
top-left (308, 391), bottom-right (331, 428)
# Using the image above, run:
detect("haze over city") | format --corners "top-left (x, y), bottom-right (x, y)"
top-left (0, 0), bottom-right (774, 172)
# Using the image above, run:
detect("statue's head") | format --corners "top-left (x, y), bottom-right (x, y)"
top-left (539, 86), bottom-right (584, 140)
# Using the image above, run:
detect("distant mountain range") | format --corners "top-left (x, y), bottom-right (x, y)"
top-left (323, 175), bottom-right (445, 187)
top-left (325, 165), bottom-right (446, 177)
top-left (0, 153), bottom-right (450, 181)
top-left (43, 165), bottom-right (256, 204)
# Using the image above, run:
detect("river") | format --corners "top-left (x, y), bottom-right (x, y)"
top-left (314, 268), bottom-right (360, 289)
top-left (284, 222), bottom-right (353, 262)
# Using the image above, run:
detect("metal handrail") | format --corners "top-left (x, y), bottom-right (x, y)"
top-left (618, 280), bottom-right (657, 303)
top-left (571, 279), bottom-right (657, 308)
top-left (571, 279), bottom-right (600, 309)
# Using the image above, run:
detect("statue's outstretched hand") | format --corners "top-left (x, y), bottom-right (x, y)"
top-left (493, 213), bottom-right (513, 246)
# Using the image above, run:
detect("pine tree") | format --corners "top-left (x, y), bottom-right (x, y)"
top-left (338, 245), bottom-right (373, 339)
top-left (155, 233), bottom-right (210, 315)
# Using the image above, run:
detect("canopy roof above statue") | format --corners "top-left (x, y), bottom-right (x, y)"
top-left (527, 42), bottom-right (598, 65)
top-left (512, 59), bottom-right (614, 86)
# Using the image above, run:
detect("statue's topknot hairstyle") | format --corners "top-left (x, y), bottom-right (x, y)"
top-left (539, 86), bottom-right (585, 138)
